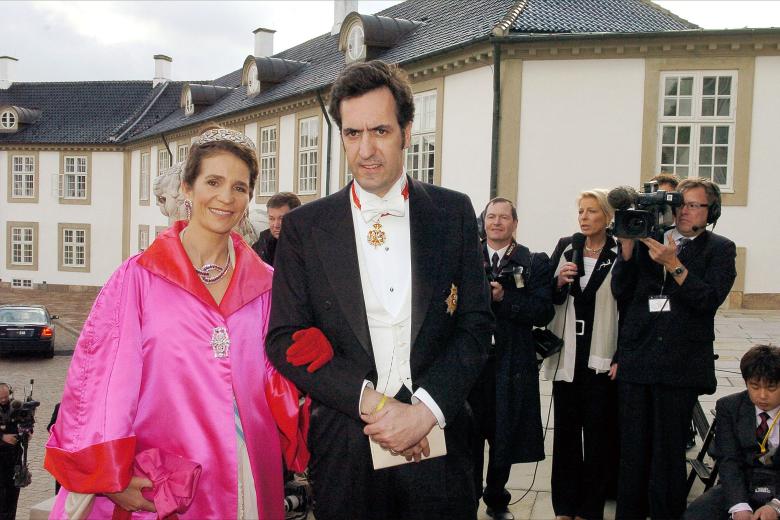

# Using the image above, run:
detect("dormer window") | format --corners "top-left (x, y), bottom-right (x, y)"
top-left (247, 61), bottom-right (261, 95)
top-left (339, 13), bottom-right (419, 64)
top-left (347, 24), bottom-right (366, 62)
top-left (0, 106), bottom-right (39, 133)
top-left (241, 56), bottom-right (306, 97)
top-left (1, 110), bottom-right (16, 130)
top-left (180, 84), bottom-right (231, 117)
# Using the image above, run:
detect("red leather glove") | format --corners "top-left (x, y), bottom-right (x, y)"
top-left (286, 327), bottom-right (334, 373)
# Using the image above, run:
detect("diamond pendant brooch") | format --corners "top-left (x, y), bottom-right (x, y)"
top-left (210, 326), bottom-right (230, 358)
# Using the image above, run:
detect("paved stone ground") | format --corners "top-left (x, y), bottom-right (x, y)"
top-left (1, 287), bottom-right (778, 519)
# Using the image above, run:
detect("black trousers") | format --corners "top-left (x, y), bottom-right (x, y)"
top-left (310, 386), bottom-right (476, 520)
top-left (470, 355), bottom-right (512, 511)
top-left (0, 448), bottom-right (20, 520)
top-left (616, 382), bottom-right (698, 520)
top-left (682, 485), bottom-right (730, 520)
top-left (551, 368), bottom-right (618, 520)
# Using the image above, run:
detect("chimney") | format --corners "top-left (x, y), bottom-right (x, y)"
top-left (0, 56), bottom-right (18, 90)
top-left (253, 28), bottom-right (275, 58)
top-left (332, 0), bottom-right (359, 36)
top-left (153, 54), bottom-right (172, 87)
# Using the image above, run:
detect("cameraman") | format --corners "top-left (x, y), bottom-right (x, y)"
top-left (469, 198), bottom-right (553, 520)
top-left (0, 384), bottom-right (20, 520)
top-left (611, 178), bottom-right (737, 520)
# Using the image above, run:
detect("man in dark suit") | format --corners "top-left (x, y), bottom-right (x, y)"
top-left (266, 60), bottom-right (492, 520)
top-left (470, 197), bottom-right (553, 520)
top-left (250, 191), bottom-right (300, 266)
top-left (612, 177), bottom-right (737, 519)
top-left (685, 345), bottom-right (780, 520)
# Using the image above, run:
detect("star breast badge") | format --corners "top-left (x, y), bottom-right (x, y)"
top-left (446, 284), bottom-right (458, 315)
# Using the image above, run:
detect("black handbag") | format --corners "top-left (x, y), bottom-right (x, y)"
top-left (532, 327), bottom-right (564, 359)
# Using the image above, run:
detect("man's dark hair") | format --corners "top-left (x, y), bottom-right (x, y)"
top-left (267, 192), bottom-right (301, 211)
top-left (484, 197), bottom-right (518, 222)
top-left (328, 60), bottom-right (415, 132)
top-left (651, 173), bottom-right (680, 190)
top-left (740, 344), bottom-right (780, 384)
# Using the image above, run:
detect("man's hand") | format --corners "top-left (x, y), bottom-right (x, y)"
top-left (733, 511), bottom-right (753, 520)
top-left (401, 436), bottom-right (431, 463)
top-left (362, 400), bottom-right (437, 453)
top-left (608, 363), bottom-right (618, 381)
top-left (752, 505), bottom-right (778, 520)
top-left (639, 235), bottom-right (679, 271)
top-left (1, 434), bottom-right (17, 445)
top-left (105, 476), bottom-right (156, 513)
top-left (490, 281), bottom-right (504, 302)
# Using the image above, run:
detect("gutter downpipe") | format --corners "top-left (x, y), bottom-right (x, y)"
top-left (316, 89), bottom-right (333, 196)
top-left (489, 39), bottom-right (501, 200)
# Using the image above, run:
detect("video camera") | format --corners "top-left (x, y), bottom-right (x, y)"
top-left (608, 182), bottom-right (683, 241)
top-left (283, 476), bottom-right (312, 518)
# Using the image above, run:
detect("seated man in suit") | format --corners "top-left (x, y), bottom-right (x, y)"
top-left (685, 344), bottom-right (780, 520)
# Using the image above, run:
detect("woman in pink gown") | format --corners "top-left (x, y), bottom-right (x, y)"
top-left (44, 125), bottom-right (308, 519)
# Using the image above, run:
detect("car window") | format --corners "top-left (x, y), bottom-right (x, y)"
top-left (0, 308), bottom-right (48, 325)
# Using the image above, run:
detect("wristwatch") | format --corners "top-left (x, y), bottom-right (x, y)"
top-left (670, 265), bottom-right (686, 277)
top-left (770, 498), bottom-right (780, 515)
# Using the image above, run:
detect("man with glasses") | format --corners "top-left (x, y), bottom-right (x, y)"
top-left (611, 178), bottom-right (737, 519)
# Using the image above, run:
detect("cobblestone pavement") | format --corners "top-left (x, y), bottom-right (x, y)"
top-left (1, 285), bottom-right (778, 520)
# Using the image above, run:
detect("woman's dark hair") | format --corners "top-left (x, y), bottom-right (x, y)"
top-left (741, 344), bottom-right (780, 384)
top-left (183, 123), bottom-right (259, 192)
top-left (328, 60), bottom-right (415, 132)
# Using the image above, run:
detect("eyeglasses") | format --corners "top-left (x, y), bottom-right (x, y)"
top-left (682, 202), bottom-right (709, 210)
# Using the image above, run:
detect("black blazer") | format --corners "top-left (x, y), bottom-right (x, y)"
top-left (714, 391), bottom-right (780, 507)
top-left (611, 230), bottom-right (736, 392)
top-left (266, 177), bottom-right (492, 424)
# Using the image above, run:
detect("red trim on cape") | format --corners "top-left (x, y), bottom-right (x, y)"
top-left (137, 221), bottom-right (273, 317)
top-left (44, 436), bottom-right (136, 494)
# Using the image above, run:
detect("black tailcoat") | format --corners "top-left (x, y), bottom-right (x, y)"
top-left (266, 176), bottom-right (492, 518)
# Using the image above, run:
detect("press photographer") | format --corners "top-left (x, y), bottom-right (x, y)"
top-left (0, 380), bottom-right (39, 520)
top-left (610, 178), bottom-right (737, 520)
top-left (469, 197), bottom-right (553, 520)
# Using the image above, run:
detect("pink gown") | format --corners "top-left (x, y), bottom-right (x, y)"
top-left (44, 221), bottom-right (308, 519)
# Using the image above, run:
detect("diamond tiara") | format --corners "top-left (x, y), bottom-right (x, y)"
top-left (192, 128), bottom-right (256, 151)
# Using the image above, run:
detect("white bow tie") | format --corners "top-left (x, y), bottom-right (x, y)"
top-left (360, 193), bottom-right (406, 223)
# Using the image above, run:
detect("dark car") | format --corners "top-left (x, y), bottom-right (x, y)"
top-left (0, 305), bottom-right (58, 358)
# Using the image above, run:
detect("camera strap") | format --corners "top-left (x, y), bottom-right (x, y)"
top-left (758, 412), bottom-right (780, 455)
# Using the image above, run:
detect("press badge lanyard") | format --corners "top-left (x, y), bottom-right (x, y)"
top-left (759, 412), bottom-right (780, 454)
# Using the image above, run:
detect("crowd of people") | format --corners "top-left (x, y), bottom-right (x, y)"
top-left (28, 57), bottom-right (769, 520)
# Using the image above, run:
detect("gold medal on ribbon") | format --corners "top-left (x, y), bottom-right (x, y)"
top-left (367, 222), bottom-right (386, 248)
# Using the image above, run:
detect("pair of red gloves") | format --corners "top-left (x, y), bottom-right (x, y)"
top-left (286, 327), bottom-right (334, 373)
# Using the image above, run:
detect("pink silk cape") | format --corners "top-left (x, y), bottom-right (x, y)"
top-left (45, 221), bottom-right (308, 519)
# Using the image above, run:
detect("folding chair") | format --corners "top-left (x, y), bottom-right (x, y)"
top-left (686, 400), bottom-right (720, 493)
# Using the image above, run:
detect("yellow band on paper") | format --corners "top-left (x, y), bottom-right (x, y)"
top-left (374, 395), bottom-right (388, 413)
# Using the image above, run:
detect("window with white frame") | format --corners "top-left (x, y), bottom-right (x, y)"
top-left (140, 152), bottom-right (150, 202)
top-left (62, 228), bottom-right (86, 267)
top-left (138, 225), bottom-right (150, 252)
top-left (248, 62), bottom-right (261, 95)
top-left (177, 144), bottom-right (189, 164)
top-left (184, 91), bottom-right (194, 116)
top-left (259, 125), bottom-right (277, 195)
top-left (298, 117), bottom-right (319, 194)
top-left (657, 71), bottom-right (736, 189)
top-left (12, 156), bottom-right (35, 198)
top-left (158, 149), bottom-right (171, 173)
top-left (63, 156), bottom-right (88, 199)
top-left (406, 90), bottom-right (436, 184)
top-left (10, 226), bottom-right (34, 265)
top-left (0, 111), bottom-right (15, 129)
